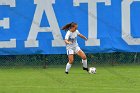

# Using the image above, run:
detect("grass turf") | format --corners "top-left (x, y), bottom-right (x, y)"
top-left (0, 65), bottom-right (140, 93)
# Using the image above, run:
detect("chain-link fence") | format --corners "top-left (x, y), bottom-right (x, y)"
top-left (0, 52), bottom-right (139, 67)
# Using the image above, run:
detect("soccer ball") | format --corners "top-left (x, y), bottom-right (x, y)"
top-left (89, 67), bottom-right (96, 74)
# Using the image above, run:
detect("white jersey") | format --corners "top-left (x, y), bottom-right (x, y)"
top-left (65, 30), bottom-right (80, 49)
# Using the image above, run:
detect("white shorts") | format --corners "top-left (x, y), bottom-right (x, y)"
top-left (67, 46), bottom-right (81, 55)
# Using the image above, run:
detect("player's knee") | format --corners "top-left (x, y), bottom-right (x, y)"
top-left (82, 56), bottom-right (87, 60)
top-left (69, 59), bottom-right (74, 64)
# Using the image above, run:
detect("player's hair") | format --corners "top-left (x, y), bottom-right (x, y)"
top-left (61, 22), bottom-right (77, 31)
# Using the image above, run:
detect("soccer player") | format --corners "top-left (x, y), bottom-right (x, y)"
top-left (62, 22), bottom-right (89, 74)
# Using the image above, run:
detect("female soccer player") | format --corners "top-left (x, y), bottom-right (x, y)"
top-left (62, 22), bottom-right (89, 74)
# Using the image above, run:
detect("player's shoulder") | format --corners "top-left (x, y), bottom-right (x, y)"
top-left (76, 30), bottom-right (80, 33)
top-left (67, 30), bottom-right (72, 33)
top-left (66, 30), bottom-right (71, 34)
top-left (76, 30), bottom-right (80, 34)
top-left (76, 30), bottom-right (79, 32)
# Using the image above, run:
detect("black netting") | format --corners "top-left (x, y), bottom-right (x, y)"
top-left (0, 52), bottom-right (139, 67)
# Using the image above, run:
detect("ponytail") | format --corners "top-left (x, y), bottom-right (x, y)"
top-left (61, 22), bottom-right (77, 31)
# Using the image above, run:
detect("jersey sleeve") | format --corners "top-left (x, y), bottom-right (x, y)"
top-left (76, 30), bottom-right (80, 35)
top-left (65, 31), bottom-right (70, 40)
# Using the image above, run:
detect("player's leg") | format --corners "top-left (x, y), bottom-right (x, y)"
top-left (65, 49), bottom-right (74, 74)
top-left (76, 48), bottom-right (88, 72)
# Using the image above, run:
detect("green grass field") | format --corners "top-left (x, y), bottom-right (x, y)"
top-left (0, 65), bottom-right (140, 93)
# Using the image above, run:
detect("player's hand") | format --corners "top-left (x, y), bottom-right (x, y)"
top-left (85, 38), bottom-right (88, 41)
top-left (68, 41), bottom-right (72, 44)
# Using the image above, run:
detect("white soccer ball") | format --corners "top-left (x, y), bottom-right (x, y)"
top-left (89, 67), bottom-right (96, 74)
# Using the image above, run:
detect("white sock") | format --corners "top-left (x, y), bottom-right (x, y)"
top-left (82, 59), bottom-right (87, 68)
top-left (65, 63), bottom-right (72, 72)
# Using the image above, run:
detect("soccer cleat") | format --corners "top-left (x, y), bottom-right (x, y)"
top-left (65, 72), bottom-right (69, 74)
top-left (83, 67), bottom-right (89, 72)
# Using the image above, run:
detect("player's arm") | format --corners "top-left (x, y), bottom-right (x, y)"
top-left (78, 34), bottom-right (88, 41)
top-left (65, 31), bottom-right (72, 44)
top-left (64, 39), bottom-right (72, 44)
